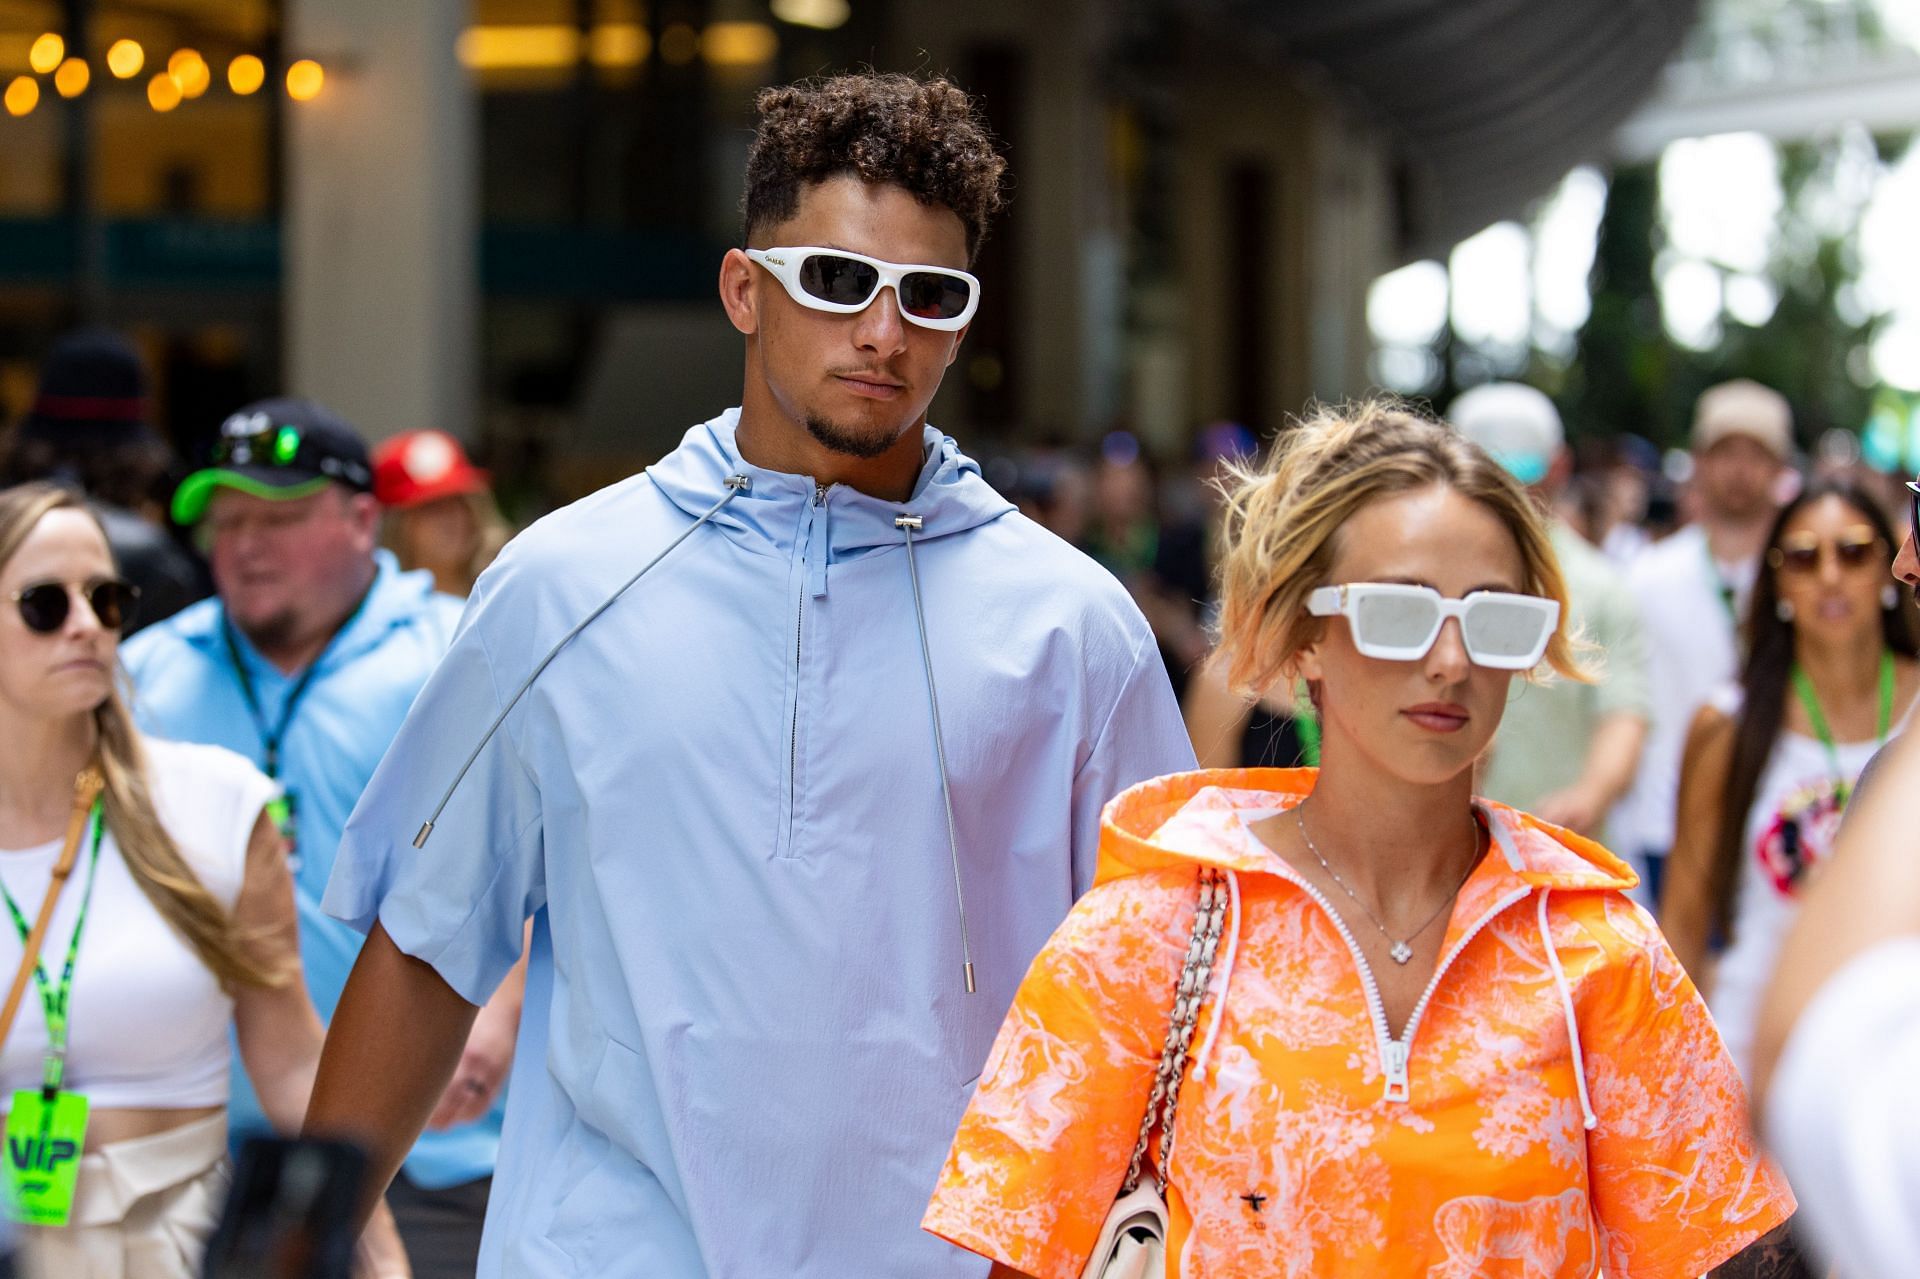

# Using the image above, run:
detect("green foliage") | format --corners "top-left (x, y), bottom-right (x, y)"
top-left (1562, 139), bottom-right (1892, 450)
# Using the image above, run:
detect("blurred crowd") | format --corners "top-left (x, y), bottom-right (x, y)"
top-left (7, 311), bottom-right (1920, 1277)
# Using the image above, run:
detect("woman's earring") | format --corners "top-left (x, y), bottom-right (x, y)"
top-left (1777, 599), bottom-right (1796, 622)
top-left (1884, 584), bottom-right (1901, 610)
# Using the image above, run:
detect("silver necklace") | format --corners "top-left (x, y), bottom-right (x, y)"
top-left (1294, 806), bottom-right (1482, 964)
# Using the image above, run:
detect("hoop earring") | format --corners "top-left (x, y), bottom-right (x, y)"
top-left (1776, 599), bottom-right (1796, 622)
top-left (1884, 584), bottom-right (1901, 610)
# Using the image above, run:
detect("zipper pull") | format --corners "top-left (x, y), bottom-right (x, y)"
top-left (1382, 1039), bottom-right (1410, 1103)
top-left (806, 488), bottom-right (829, 598)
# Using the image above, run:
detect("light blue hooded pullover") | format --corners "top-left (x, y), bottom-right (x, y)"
top-left (324, 409), bottom-right (1196, 1277)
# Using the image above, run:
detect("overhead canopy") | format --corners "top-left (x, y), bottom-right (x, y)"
top-left (1213, 0), bottom-right (1702, 260)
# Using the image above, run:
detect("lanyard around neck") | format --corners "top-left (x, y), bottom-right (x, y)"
top-left (222, 619), bottom-right (322, 780)
top-left (0, 803), bottom-right (105, 1095)
top-left (1702, 538), bottom-right (1740, 625)
top-left (1791, 651), bottom-right (1896, 788)
top-left (220, 582), bottom-right (373, 780)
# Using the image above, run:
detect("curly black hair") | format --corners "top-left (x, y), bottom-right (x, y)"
top-left (742, 72), bottom-right (1008, 262)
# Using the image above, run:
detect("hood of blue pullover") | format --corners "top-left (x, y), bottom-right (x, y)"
top-left (646, 409), bottom-right (1015, 569)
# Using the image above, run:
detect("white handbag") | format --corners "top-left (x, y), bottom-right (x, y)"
top-left (1080, 869), bottom-right (1228, 1279)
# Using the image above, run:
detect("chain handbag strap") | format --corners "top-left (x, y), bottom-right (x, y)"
top-left (1119, 867), bottom-right (1228, 1198)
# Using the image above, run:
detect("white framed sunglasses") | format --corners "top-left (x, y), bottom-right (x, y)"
top-left (744, 246), bottom-right (980, 331)
top-left (1306, 582), bottom-right (1559, 670)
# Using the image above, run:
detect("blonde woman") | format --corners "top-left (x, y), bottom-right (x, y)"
top-left (0, 484), bottom-right (406, 1277)
top-left (925, 403), bottom-right (1801, 1278)
top-left (371, 431), bottom-right (512, 598)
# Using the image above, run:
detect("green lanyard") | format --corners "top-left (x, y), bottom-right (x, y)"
top-left (221, 616), bottom-right (325, 781)
top-left (0, 803), bottom-right (105, 1096)
top-left (1293, 678), bottom-right (1322, 768)
top-left (1703, 540), bottom-right (1740, 626)
top-left (1790, 651), bottom-right (1896, 802)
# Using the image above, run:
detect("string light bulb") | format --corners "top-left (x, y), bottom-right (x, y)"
top-left (227, 55), bottom-right (265, 95)
top-left (4, 76), bottom-right (38, 117)
top-left (147, 71), bottom-right (181, 112)
top-left (285, 59), bottom-right (324, 101)
top-left (28, 34), bottom-right (64, 75)
top-left (106, 40), bottom-right (144, 79)
top-left (54, 58), bottom-right (89, 98)
top-left (169, 49), bottom-right (210, 98)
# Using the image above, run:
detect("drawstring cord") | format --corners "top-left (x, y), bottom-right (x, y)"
top-left (896, 515), bottom-right (976, 994)
top-left (1538, 888), bottom-right (1599, 1130)
top-left (415, 475), bottom-right (751, 848)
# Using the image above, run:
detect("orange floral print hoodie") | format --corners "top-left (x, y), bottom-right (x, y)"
top-left (924, 769), bottom-right (1794, 1279)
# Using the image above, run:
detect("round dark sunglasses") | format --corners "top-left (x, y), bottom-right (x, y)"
top-left (9, 578), bottom-right (140, 634)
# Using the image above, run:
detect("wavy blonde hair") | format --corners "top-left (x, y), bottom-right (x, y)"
top-left (0, 484), bottom-right (287, 991)
top-left (1215, 398), bottom-right (1587, 696)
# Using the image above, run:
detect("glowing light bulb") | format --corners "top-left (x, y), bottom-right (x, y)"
top-left (106, 40), bottom-right (144, 79)
top-left (227, 55), bottom-right (265, 95)
top-left (28, 33), bottom-right (65, 75)
top-left (285, 59), bottom-right (323, 101)
top-left (4, 77), bottom-right (39, 117)
top-left (54, 58), bottom-right (89, 98)
top-left (169, 50), bottom-right (210, 98)
top-left (147, 71), bottom-right (181, 112)
top-left (771, 0), bottom-right (851, 30)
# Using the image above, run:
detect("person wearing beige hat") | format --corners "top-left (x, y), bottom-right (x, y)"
top-left (1614, 379), bottom-right (1793, 908)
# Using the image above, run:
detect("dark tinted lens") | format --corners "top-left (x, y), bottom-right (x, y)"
top-left (1836, 538), bottom-right (1878, 568)
top-left (14, 584), bottom-right (69, 634)
top-left (797, 254), bottom-right (880, 306)
top-left (88, 580), bottom-right (137, 630)
top-left (899, 271), bottom-right (971, 320)
top-left (1778, 546), bottom-right (1821, 573)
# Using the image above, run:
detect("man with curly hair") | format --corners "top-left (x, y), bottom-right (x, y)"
top-left (307, 71), bottom-right (1194, 1277)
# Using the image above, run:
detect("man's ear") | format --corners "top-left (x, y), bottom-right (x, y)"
top-left (719, 249), bottom-right (760, 337)
top-left (943, 322), bottom-right (971, 368)
top-left (345, 490), bottom-right (381, 553)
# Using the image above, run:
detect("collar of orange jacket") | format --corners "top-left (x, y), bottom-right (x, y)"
top-left (1093, 767), bottom-right (1639, 894)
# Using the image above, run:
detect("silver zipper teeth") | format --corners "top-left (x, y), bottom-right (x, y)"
top-left (1396, 887), bottom-right (1533, 1057)
top-left (1263, 864), bottom-right (1396, 1075)
top-left (1266, 860), bottom-right (1533, 1102)
top-left (786, 485), bottom-right (828, 832)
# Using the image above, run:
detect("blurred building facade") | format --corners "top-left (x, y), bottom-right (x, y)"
top-left (0, 0), bottom-right (1694, 498)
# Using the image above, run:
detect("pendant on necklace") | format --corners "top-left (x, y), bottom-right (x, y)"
top-left (1390, 941), bottom-right (1413, 965)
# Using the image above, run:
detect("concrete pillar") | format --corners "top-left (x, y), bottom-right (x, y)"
top-left (282, 0), bottom-right (476, 441)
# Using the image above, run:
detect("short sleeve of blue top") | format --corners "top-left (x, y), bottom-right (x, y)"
top-left (119, 550), bottom-right (490, 1189)
top-left (322, 411), bottom-right (1198, 1277)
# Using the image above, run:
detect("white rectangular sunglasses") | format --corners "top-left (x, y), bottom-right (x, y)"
top-left (1307, 583), bottom-right (1559, 670)
top-left (745, 246), bottom-right (980, 331)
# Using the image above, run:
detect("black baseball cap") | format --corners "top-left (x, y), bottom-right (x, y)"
top-left (172, 397), bottom-right (375, 525)
top-left (22, 328), bottom-right (156, 444)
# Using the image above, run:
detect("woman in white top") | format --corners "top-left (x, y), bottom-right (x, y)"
top-left (1665, 476), bottom-right (1920, 1079)
top-left (0, 483), bottom-right (406, 1277)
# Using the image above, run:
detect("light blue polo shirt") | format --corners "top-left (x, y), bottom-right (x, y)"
top-left (120, 550), bottom-right (495, 1189)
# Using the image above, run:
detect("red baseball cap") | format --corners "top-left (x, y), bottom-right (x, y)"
top-left (373, 430), bottom-right (491, 509)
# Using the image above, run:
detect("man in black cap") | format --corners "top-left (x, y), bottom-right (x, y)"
top-left (120, 398), bottom-right (515, 1278)
top-left (3, 327), bottom-right (207, 629)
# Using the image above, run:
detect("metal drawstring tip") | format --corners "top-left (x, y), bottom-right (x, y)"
top-left (413, 821), bottom-right (433, 849)
top-left (963, 962), bottom-right (976, 994)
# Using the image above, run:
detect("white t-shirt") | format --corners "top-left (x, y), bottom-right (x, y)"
top-left (0, 737), bottom-right (276, 1108)
top-left (1613, 526), bottom-right (1755, 861)
top-left (1767, 937), bottom-right (1920, 1278)
top-left (1708, 726), bottom-right (1880, 1081)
